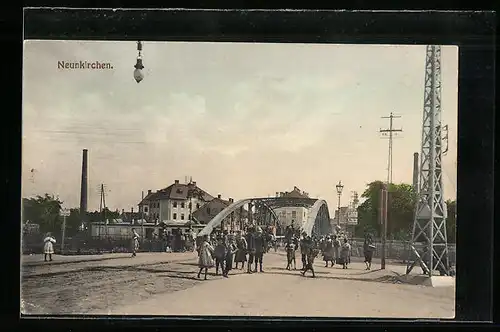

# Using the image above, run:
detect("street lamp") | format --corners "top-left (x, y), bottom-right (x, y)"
top-left (335, 181), bottom-right (344, 229)
top-left (133, 41), bottom-right (144, 83)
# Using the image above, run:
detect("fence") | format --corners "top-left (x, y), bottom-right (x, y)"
top-left (349, 238), bottom-right (456, 266)
top-left (22, 235), bottom-right (193, 255)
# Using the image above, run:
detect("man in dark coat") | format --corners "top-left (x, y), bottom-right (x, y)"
top-left (245, 226), bottom-right (256, 274)
top-left (253, 227), bottom-right (267, 272)
top-left (299, 232), bottom-right (308, 270)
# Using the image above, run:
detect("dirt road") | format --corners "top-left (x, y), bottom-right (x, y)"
top-left (21, 251), bottom-right (455, 318)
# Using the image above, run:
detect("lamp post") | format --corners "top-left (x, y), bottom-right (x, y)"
top-left (133, 41), bottom-right (144, 83)
top-left (335, 181), bottom-right (344, 230)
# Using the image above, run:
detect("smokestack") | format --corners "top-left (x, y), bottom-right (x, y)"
top-left (80, 149), bottom-right (88, 215)
top-left (412, 152), bottom-right (419, 193)
top-left (217, 194), bottom-right (221, 199)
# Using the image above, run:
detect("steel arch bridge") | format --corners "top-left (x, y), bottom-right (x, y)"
top-left (197, 197), bottom-right (331, 237)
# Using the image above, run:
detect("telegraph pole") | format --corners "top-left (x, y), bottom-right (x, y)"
top-left (380, 113), bottom-right (403, 184)
top-left (98, 184), bottom-right (108, 239)
top-left (379, 113), bottom-right (402, 269)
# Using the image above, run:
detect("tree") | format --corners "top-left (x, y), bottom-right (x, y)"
top-left (355, 181), bottom-right (417, 239)
top-left (22, 194), bottom-right (63, 235)
top-left (445, 199), bottom-right (456, 243)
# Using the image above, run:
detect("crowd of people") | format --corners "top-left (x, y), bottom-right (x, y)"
top-left (193, 224), bottom-right (377, 280)
top-left (41, 224), bottom-right (376, 276)
top-left (196, 225), bottom-right (274, 280)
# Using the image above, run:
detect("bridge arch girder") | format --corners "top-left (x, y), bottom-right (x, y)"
top-left (300, 200), bottom-right (331, 237)
top-left (197, 198), bottom-right (279, 237)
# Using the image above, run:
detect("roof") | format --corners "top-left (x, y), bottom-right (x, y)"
top-left (139, 182), bottom-right (214, 205)
top-left (280, 186), bottom-right (310, 199)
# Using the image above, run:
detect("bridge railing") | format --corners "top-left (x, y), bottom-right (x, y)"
top-left (348, 238), bottom-right (456, 265)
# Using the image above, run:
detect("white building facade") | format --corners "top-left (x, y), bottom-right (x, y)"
top-left (138, 180), bottom-right (214, 223)
top-left (274, 206), bottom-right (308, 228)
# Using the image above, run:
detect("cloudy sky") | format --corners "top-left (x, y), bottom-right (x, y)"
top-left (22, 41), bottom-right (458, 213)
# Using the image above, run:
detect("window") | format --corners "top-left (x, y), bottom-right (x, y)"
top-left (196, 203), bottom-right (200, 209)
top-left (173, 202), bottom-right (177, 208)
top-left (207, 207), bottom-right (211, 214)
top-left (173, 213), bottom-right (177, 220)
top-left (188, 202), bottom-right (192, 209)
top-left (181, 202), bottom-right (185, 208)
top-left (304, 212), bottom-right (306, 217)
top-left (181, 214), bottom-right (185, 220)
top-left (292, 211), bottom-right (297, 218)
top-left (144, 207), bottom-right (148, 213)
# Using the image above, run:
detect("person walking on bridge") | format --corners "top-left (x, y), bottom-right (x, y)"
top-left (234, 231), bottom-right (248, 270)
top-left (301, 236), bottom-right (318, 278)
top-left (340, 237), bottom-right (352, 269)
top-left (253, 227), bottom-right (266, 273)
top-left (363, 233), bottom-right (376, 270)
top-left (223, 235), bottom-right (237, 278)
top-left (245, 226), bottom-right (256, 274)
top-left (285, 238), bottom-right (297, 270)
top-left (214, 235), bottom-right (226, 275)
top-left (322, 235), bottom-right (335, 267)
top-left (299, 232), bottom-right (308, 270)
top-left (197, 235), bottom-right (215, 280)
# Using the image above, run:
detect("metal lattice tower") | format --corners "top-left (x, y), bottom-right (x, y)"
top-left (406, 45), bottom-right (450, 277)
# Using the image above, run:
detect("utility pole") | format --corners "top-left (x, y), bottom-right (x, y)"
top-left (98, 184), bottom-right (103, 239)
top-left (380, 113), bottom-right (403, 184)
top-left (379, 113), bottom-right (402, 269)
top-left (98, 184), bottom-right (108, 239)
top-left (379, 184), bottom-right (388, 269)
top-left (407, 45), bottom-right (450, 277)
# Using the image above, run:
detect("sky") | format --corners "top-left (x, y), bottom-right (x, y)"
top-left (22, 41), bottom-right (458, 214)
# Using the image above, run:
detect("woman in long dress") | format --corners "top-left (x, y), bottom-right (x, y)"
top-left (322, 236), bottom-right (335, 267)
top-left (234, 231), bottom-right (248, 270)
top-left (43, 232), bottom-right (56, 262)
top-left (363, 234), bottom-right (376, 270)
top-left (131, 228), bottom-right (140, 257)
top-left (197, 235), bottom-right (215, 280)
top-left (223, 236), bottom-right (238, 278)
top-left (340, 238), bottom-right (351, 269)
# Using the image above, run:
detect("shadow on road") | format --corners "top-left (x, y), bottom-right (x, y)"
top-left (261, 268), bottom-right (403, 284)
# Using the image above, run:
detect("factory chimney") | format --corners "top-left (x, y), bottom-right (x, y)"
top-left (80, 149), bottom-right (88, 216)
top-left (412, 152), bottom-right (419, 193)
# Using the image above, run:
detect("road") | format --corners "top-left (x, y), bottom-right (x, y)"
top-left (21, 251), bottom-right (455, 318)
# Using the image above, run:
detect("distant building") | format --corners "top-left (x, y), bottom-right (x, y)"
top-left (138, 179), bottom-right (214, 223)
top-left (334, 205), bottom-right (358, 237)
top-left (273, 186), bottom-right (310, 228)
top-left (276, 186), bottom-right (310, 199)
